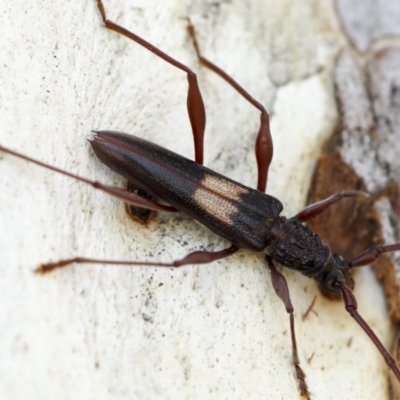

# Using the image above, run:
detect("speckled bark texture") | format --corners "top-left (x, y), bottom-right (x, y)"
top-left (309, 1), bottom-right (400, 397)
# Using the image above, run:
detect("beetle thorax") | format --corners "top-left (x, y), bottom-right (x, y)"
top-left (265, 217), bottom-right (354, 293)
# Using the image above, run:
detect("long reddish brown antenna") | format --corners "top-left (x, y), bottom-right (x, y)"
top-left (334, 282), bottom-right (400, 380)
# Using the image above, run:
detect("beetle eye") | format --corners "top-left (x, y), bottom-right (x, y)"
top-left (321, 272), bottom-right (343, 294)
top-left (325, 278), bottom-right (337, 292)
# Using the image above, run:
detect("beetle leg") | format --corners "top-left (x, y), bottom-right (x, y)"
top-left (295, 190), bottom-right (370, 222)
top-left (267, 257), bottom-right (310, 400)
top-left (186, 19), bottom-right (272, 193)
top-left (349, 243), bottom-right (400, 267)
top-left (35, 245), bottom-right (239, 274)
top-left (0, 144), bottom-right (178, 213)
top-left (125, 182), bottom-right (156, 224)
top-left (96, 0), bottom-right (206, 165)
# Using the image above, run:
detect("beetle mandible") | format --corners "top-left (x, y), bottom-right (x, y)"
top-left (1, 1), bottom-right (400, 398)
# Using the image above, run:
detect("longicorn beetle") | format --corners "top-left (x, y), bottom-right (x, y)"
top-left (1, 1), bottom-right (400, 398)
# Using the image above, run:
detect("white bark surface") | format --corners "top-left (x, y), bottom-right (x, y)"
top-left (0, 1), bottom-right (393, 399)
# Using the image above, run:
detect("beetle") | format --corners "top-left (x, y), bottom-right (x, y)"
top-left (1, 1), bottom-right (400, 398)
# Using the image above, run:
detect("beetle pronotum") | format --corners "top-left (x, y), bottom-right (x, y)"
top-left (1, 1), bottom-right (398, 398)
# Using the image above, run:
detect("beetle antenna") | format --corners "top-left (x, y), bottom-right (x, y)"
top-left (334, 281), bottom-right (400, 380)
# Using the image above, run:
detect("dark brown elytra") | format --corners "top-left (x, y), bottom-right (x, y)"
top-left (1, 1), bottom-right (400, 398)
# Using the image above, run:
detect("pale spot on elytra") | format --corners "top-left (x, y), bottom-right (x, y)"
top-left (193, 175), bottom-right (249, 225)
